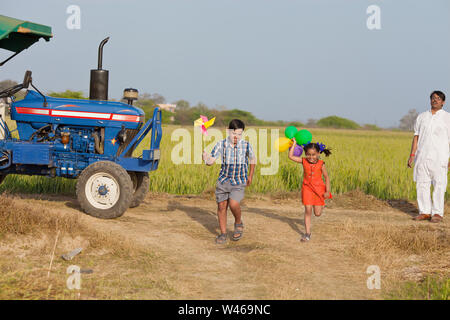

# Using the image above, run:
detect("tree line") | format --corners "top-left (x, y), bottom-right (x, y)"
top-left (0, 79), bottom-right (416, 130)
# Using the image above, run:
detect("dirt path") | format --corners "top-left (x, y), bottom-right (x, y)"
top-left (14, 193), bottom-right (449, 299)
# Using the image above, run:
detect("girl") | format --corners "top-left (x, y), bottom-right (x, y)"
top-left (288, 141), bottom-right (332, 242)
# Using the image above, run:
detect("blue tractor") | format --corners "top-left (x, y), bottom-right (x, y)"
top-left (0, 16), bottom-right (162, 218)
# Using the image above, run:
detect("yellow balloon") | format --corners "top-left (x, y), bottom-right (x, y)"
top-left (274, 137), bottom-right (293, 152)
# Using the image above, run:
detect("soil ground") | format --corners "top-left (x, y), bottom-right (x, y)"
top-left (1, 191), bottom-right (448, 299)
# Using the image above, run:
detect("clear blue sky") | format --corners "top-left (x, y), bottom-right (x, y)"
top-left (1, 0), bottom-right (449, 128)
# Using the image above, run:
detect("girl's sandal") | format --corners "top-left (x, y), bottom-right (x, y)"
top-left (301, 233), bottom-right (311, 242)
top-left (231, 223), bottom-right (244, 241)
top-left (215, 233), bottom-right (228, 244)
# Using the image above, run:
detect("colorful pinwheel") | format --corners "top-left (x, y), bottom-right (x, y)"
top-left (194, 115), bottom-right (216, 135)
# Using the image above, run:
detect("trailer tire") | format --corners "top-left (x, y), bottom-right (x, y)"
top-left (76, 161), bottom-right (133, 219)
top-left (129, 171), bottom-right (149, 208)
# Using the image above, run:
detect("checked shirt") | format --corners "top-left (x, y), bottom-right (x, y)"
top-left (210, 138), bottom-right (256, 186)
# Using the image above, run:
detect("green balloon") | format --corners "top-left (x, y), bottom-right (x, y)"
top-left (284, 126), bottom-right (298, 139)
top-left (294, 129), bottom-right (312, 145)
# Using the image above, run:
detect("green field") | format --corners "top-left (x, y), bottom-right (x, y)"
top-left (146, 126), bottom-right (426, 200)
top-left (1, 124), bottom-right (447, 201)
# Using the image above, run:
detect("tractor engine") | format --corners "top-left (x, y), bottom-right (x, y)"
top-left (0, 29), bottom-right (162, 219)
top-left (7, 89), bottom-right (144, 177)
top-left (1, 37), bottom-right (146, 178)
top-left (47, 126), bottom-right (99, 154)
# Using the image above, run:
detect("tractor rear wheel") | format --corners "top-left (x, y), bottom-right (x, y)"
top-left (76, 161), bottom-right (133, 219)
top-left (129, 171), bottom-right (150, 208)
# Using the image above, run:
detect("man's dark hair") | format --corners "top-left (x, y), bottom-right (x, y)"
top-left (430, 90), bottom-right (446, 101)
top-left (228, 119), bottom-right (245, 130)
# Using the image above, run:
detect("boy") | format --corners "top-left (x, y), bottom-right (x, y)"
top-left (203, 119), bottom-right (256, 244)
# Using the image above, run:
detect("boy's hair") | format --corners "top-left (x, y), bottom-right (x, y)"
top-left (304, 142), bottom-right (332, 157)
top-left (430, 90), bottom-right (446, 101)
top-left (228, 119), bottom-right (245, 130)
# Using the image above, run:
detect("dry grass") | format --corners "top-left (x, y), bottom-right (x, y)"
top-left (327, 189), bottom-right (392, 211)
top-left (337, 219), bottom-right (448, 258)
top-left (248, 190), bottom-right (450, 299)
top-left (1, 191), bottom-right (449, 299)
top-left (173, 191), bottom-right (450, 299)
top-left (317, 215), bottom-right (450, 297)
top-left (0, 195), bottom-right (81, 236)
top-left (0, 194), bottom-right (141, 258)
top-left (0, 194), bottom-right (175, 299)
top-left (325, 189), bottom-right (450, 217)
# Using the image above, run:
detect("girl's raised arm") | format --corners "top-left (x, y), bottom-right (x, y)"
top-left (288, 139), bottom-right (303, 163)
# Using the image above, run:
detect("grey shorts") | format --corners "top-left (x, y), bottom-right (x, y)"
top-left (215, 180), bottom-right (246, 203)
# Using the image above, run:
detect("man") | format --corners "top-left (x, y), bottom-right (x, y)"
top-left (408, 91), bottom-right (450, 223)
top-left (203, 119), bottom-right (256, 244)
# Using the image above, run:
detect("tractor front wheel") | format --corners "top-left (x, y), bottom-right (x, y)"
top-left (76, 161), bottom-right (133, 219)
top-left (129, 171), bottom-right (150, 208)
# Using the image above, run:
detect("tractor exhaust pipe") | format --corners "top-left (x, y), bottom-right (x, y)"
top-left (89, 37), bottom-right (110, 101)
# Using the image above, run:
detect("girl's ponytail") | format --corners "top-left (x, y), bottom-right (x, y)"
top-left (321, 148), bottom-right (332, 157)
top-left (317, 142), bottom-right (332, 157)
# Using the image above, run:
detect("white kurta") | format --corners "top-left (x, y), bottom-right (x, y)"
top-left (413, 109), bottom-right (450, 216)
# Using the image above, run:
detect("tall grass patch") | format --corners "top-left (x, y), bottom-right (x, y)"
top-left (1, 124), bottom-right (442, 201)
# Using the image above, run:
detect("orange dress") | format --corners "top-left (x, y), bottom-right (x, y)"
top-left (301, 158), bottom-right (326, 206)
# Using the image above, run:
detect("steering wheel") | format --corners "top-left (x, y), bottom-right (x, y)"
top-left (0, 70), bottom-right (32, 98)
top-left (23, 70), bottom-right (32, 88)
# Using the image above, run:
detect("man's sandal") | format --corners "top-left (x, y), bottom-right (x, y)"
top-left (430, 214), bottom-right (443, 223)
top-left (231, 222), bottom-right (244, 241)
top-left (215, 233), bottom-right (228, 244)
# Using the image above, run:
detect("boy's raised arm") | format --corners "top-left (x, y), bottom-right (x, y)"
top-left (203, 141), bottom-right (222, 166)
top-left (203, 151), bottom-right (216, 166)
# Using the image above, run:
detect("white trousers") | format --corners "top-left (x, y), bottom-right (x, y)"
top-left (416, 181), bottom-right (446, 216)
top-left (415, 159), bottom-right (447, 216)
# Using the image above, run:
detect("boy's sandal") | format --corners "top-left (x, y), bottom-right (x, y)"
top-left (231, 222), bottom-right (244, 241)
top-left (215, 233), bottom-right (228, 244)
top-left (301, 233), bottom-right (311, 242)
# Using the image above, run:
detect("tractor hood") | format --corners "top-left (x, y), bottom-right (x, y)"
top-left (12, 90), bottom-right (145, 129)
